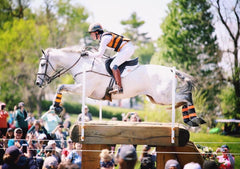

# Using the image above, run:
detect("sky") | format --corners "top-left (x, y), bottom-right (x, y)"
top-left (79, 0), bottom-right (171, 40)
top-left (31, 0), bottom-right (171, 40)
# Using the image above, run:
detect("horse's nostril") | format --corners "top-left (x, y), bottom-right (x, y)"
top-left (36, 82), bottom-right (40, 86)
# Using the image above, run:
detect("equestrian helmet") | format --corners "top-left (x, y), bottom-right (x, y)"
top-left (88, 23), bottom-right (103, 33)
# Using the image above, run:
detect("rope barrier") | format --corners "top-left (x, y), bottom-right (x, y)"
top-left (1, 138), bottom-right (240, 144)
top-left (0, 147), bottom-right (239, 156)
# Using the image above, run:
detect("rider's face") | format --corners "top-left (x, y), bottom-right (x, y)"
top-left (90, 32), bottom-right (97, 40)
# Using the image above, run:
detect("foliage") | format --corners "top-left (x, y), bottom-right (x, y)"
top-left (218, 86), bottom-right (235, 118)
top-left (153, 0), bottom-right (220, 128)
top-left (212, 0), bottom-right (240, 120)
top-left (0, 19), bottom-right (49, 111)
top-left (134, 43), bottom-right (155, 64)
top-left (121, 12), bottom-right (154, 64)
top-left (191, 132), bottom-right (240, 169)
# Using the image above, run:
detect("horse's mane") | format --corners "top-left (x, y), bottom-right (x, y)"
top-left (45, 46), bottom-right (84, 54)
top-left (60, 46), bottom-right (84, 53)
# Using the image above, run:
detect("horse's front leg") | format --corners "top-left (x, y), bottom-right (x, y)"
top-left (52, 84), bottom-right (83, 115)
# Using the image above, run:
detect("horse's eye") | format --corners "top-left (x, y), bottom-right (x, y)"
top-left (41, 63), bottom-right (45, 67)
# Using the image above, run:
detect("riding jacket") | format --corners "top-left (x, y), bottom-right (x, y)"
top-left (88, 32), bottom-right (134, 69)
top-left (102, 32), bottom-right (130, 52)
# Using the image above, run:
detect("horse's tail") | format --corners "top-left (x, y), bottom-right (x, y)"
top-left (174, 69), bottom-right (197, 108)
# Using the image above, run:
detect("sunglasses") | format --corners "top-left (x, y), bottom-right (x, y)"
top-left (68, 141), bottom-right (73, 144)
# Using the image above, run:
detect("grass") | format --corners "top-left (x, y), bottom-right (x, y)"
top-left (69, 109), bottom-right (240, 169)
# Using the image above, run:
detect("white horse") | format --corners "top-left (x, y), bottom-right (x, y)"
top-left (36, 48), bottom-right (205, 126)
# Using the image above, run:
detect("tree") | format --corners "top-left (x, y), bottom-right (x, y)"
top-left (212, 0), bottom-right (240, 120)
top-left (0, 19), bottom-right (49, 111)
top-left (120, 12), bottom-right (155, 108)
top-left (153, 0), bottom-right (220, 126)
top-left (0, 0), bottom-right (30, 29)
top-left (37, 0), bottom-right (89, 48)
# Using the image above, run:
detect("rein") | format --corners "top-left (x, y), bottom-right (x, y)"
top-left (73, 57), bottom-right (111, 80)
top-left (38, 50), bottom-right (82, 84)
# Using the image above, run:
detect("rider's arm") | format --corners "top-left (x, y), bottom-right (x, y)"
top-left (88, 35), bottom-right (112, 58)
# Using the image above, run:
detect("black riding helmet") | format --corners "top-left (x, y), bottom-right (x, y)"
top-left (88, 23), bottom-right (104, 34)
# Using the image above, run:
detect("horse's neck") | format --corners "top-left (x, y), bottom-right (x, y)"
top-left (53, 50), bottom-right (107, 76)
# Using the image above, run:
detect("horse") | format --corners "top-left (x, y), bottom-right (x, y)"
top-left (36, 47), bottom-right (205, 127)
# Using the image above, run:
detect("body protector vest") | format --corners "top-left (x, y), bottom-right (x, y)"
top-left (102, 32), bottom-right (130, 52)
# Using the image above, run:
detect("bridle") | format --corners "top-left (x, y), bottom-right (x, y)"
top-left (37, 49), bottom-right (82, 85)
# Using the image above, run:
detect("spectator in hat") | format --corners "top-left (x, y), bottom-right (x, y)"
top-left (8, 128), bottom-right (28, 148)
top-left (116, 145), bottom-right (137, 169)
top-left (41, 106), bottom-right (61, 133)
top-left (140, 145), bottom-right (156, 169)
top-left (27, 120), bottom-right (50, 140)
top-left (61, 138), bottom-right (74, 162)
top-left (15, 102), bottom-right (28, 139)
top-left (58, 161), bottom-right (80, 169)
top-left (51, 122), bottom-right (69, 149)
top-left (0, 102), bottom-right (9, 137)
top-left (164, 159), bottom-right (181, 169)
top-left (67, 142), bottom-right (82, 168)
top-left (99, 149), bottom-right (114, 169)
top-left (183, 162), bottom-right (201, 169)
top-left (48, 140), bottom-right (61, 163)
top-left (43, 156), bottom-right (58, 169)
top-left (123, 112), bottom-right (141, 122)
top-left (77, 105), bottom-right (92, 122)
top-left (216, 145), bottom-right (235, 169)
top-left (2, 145), bottom-right (38, 169)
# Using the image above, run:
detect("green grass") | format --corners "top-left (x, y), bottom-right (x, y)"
top-left (190, 132), bottom-right (240, 169)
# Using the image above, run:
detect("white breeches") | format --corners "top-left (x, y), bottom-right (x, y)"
top-left (110, 42), bottom-right (135, 69)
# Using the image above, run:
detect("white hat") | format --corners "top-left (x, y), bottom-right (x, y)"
top-left (38, 133), bottom-right (47, 140)
top-left (183, 162), bottom-right (201, 169)
top-left (48, 140), bottom-right (56, 146)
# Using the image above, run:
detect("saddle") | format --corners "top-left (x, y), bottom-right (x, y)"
top-left (102, 57), bottom-right (139, 101)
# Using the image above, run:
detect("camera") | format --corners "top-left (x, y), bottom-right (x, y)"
top-left (59, 125), bottom-right (64, 128)
top-left (22, 144), bottom-right (27, 153)
top-left (221, 148), bottom-right (226, 152)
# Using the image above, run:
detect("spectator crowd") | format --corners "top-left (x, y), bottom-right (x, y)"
top-left (0, 102), bottom-right (235, 169)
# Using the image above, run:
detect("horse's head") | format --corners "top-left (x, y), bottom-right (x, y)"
top-left (36, 49), bottom-right (57, 87)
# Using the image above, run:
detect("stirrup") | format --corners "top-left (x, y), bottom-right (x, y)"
top-left (109, 85), bottom-right (123, 94)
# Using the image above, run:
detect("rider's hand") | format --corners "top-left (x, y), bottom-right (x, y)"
top-left (81, 51), bottom-right (88, 57)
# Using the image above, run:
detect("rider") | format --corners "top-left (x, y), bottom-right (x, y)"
top-left (84, 23), bottom-right (135, 94)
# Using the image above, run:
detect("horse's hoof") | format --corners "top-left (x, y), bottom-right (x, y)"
top-left (186, 121), bottom-right (199, 127)
top-left (191, 117), bottom-right (206, 125)
top-left (55, 106), bottom-right (63, 115)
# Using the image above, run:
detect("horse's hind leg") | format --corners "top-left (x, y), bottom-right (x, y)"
top-left (181, 104), bottom-right (199, 127)
top-left (186, 93), bottom-right (206, 125)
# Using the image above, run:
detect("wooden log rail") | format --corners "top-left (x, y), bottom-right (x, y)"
top-left (70, 121), bottom-right (204, 169)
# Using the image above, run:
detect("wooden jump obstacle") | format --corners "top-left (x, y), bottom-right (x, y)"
top-left (70, 121), bottom-right (204, 169)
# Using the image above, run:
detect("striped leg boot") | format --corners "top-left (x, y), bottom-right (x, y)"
top-left (182, 105), bottom-right (190, 124)
top-left (53, 93), bottom-right (63, 114)
top-left (188, 104), bottom-right (206, 125)
top-left (182, 105), bottom-right (199, 127)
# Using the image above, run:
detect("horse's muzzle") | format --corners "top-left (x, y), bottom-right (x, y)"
top-left (35, 81), bottom-right (42, 88)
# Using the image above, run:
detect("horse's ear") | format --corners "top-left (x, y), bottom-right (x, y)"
top-left (41, 49), bottom-right (46, 55)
